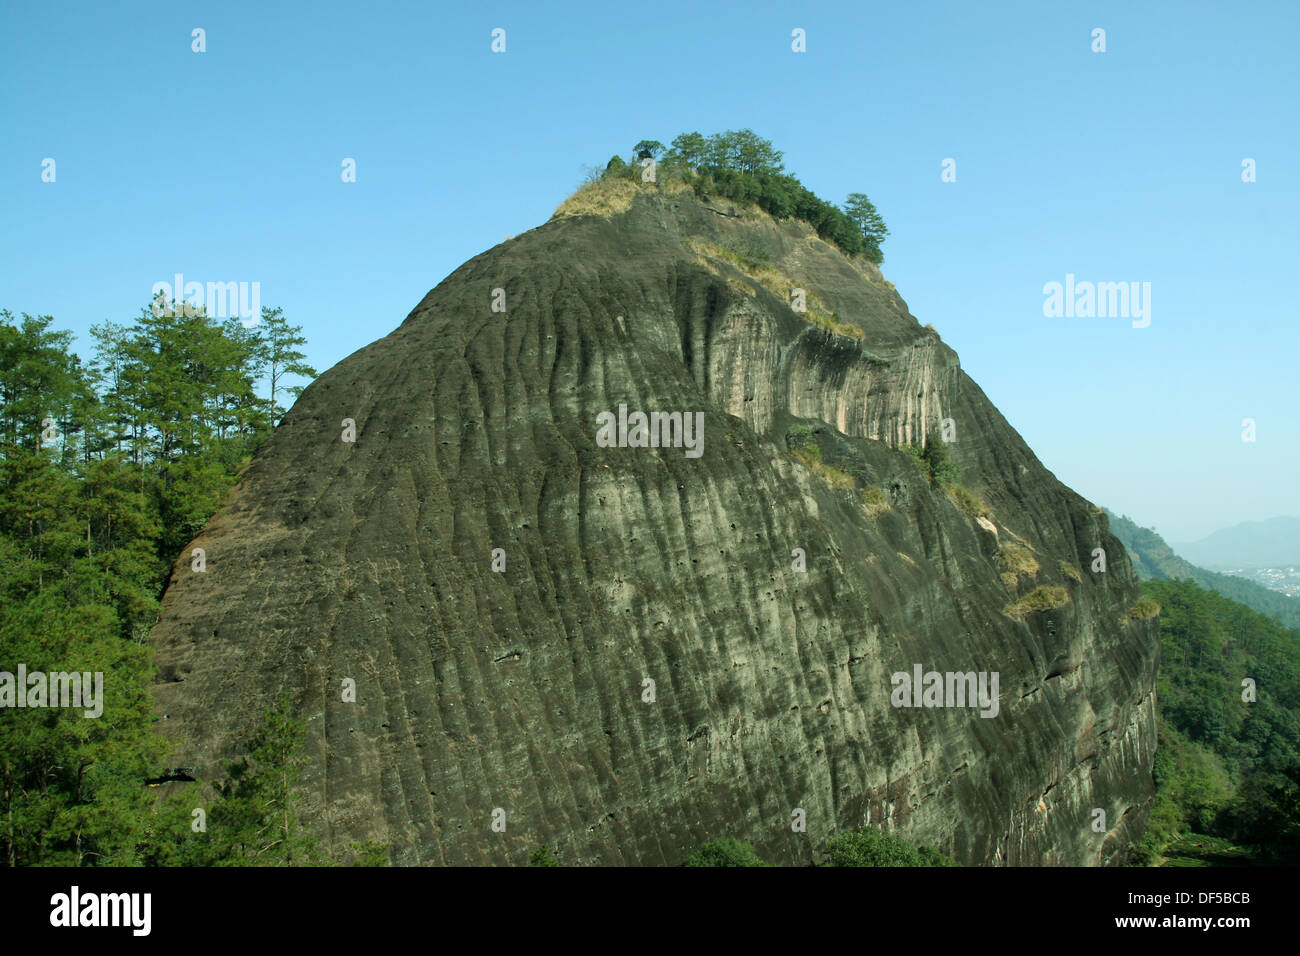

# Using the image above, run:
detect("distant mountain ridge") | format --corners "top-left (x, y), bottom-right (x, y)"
top-left (1171, 516), bottom-right (1300, 569)
top-left (1104, 509), bottom-right (1300, 630)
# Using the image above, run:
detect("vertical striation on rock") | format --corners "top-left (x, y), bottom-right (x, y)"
top-left (150, 183), bottom-right (1157, 865)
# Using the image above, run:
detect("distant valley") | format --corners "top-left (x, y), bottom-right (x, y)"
top-left (1217, 566), bottom-right (1300, 599)
top-left (1171, 516), bottom-right (1300, 570)
top-left (1104, 510), bottom-right (1300, 628)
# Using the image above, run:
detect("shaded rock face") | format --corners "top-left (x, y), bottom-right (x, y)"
top-left (151, 185), bottom-right (1157, 865)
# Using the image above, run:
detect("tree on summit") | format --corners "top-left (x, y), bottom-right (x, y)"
top-left (633, 139), bottom-right (665, 161)
top-left (666, 129), bottom-right (784, 176)
top-left (718, 128), bottom-right (785, 175)
top-left (598, 130), bottom-right (890, 264)
top-left (665, 131), bottom-right (708, 168)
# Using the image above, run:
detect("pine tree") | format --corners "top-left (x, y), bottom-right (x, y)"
top-left (255, 307), bottom-right (316, 424)
top-left (0, 590), bottom-right (166, 865)
top-left (0, 311), bottom-right (86, 456)
top-left (204, 698), bottom-right (322, 865)
top-left (843, 193), bottom-right (890, 261)
top-left (922, 435), bottom-right (960, 485)
top-left (0, 303), bottom-right (323, 866)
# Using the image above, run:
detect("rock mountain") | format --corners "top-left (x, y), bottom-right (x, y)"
top-left (150, 176), bottom-right (1158, 865)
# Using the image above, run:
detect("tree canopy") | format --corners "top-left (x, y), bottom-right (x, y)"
top-left (1134, 578), bottom-right (1300, 864)
top-left (608, 130), bottom-right (890, 263)
top-left (0, 305), bottom-right (334, 866)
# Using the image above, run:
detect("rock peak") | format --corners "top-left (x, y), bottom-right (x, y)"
top-left (151, 179), bottom-right (1157, 865)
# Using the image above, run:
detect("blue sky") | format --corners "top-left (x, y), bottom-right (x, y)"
top-left (2, 1), bottom-right (1296, 543)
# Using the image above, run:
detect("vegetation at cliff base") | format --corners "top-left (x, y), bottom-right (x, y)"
top-left (682, 827), bottom-right (957, 867)
top-left (0, 306), bottom-right (328, 866)
top-left (821, 826), bottom-right (957, 867)
top-left (684, 837), bottom-right (773, 867)
top-left (1134, 578), bottom-right (1300, 865)
top-left (528, 845), bottom-right (559, 867)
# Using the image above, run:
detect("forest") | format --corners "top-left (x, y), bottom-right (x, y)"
top-left (0, 304), bottom-right (358, 865)
top-left (1135, 578), bottom-right (1300, 865)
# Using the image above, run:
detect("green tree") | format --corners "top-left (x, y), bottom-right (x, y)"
top-left (656, 131), bottom-right (883, 259)
top-left (843, 192), bottom-right (890, 261)
top-left (1135, 577), bottom-right (1300, 863)
top-left (820, 826), bottom-right (952, 866)
top-left (0, 311), bottom-right (88, 457)
top-left (0, 591), bottom-right (167, 865)
top-left (0, 303), bottom-right (323, 867)
top-left (666, 131), bottom-right (709, 168)
top-left (203, 697), bottom-right (322, 865)
top-left (255, 307), bottom-right (317, 424)
top-left (917, 845), bottom-right (959, 866)
top-left (922, 435), bottom-right (960, 485)
top-left (632, 139), bottom-right (665, 160)
top-left (683, 837), bottom-right (772, 867)
top-left (528, 845), bottom-right (559, 866)
top-left (604, 154), bottom-right (628, 178)
top-left (786, 424), bottom-right (819, 459)
top-left (708, 129), bottom-right (785, 175)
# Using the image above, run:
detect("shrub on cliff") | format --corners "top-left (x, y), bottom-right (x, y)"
top-left (529, 845), bottom-right (560, 867)
top-left (820, 826), bottom-right (956, 866)
top-left (898, 442), bottom-right (926, 471)
top-left (1126, 596), bottom-right (1161, 620)
top-left (922, 436), bottom-right (960, 485)
top-left (1003, 585), bottom-right (1070, 617)
top-left (683, 838), bottom-right (772, 867)
top-left (901, 436), bottom-right (960, 485)
top-left (786, 424), bottom-right (819, 459)
top-left (945, 483), bottom-right (992, 519)
top-left (862, 485), bottom-right (891, 516)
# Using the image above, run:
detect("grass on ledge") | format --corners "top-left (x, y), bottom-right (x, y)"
top-left (996, 543), bottom-right (1039, 578)
top-left (861, 485), bottom-right (891, 516)
top-left (1127, 597), bottom-right (1161, 620)
top-left (791, 447), bottom-right (854, 490)
top-left (1004, 586), bottom-right (1070, 617)
top-left (942, 483), bottom-right (992, 519)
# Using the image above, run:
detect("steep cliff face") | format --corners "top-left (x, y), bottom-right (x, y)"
top-left (150, 181), bottom-right (1158, 865)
